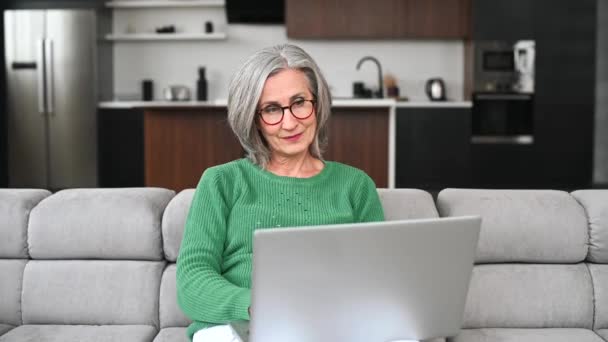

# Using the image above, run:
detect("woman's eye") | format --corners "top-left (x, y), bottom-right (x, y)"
top-left (292, 100), bottom-right (305, 108)
top-left (264, 106), bottom-right (281, 114)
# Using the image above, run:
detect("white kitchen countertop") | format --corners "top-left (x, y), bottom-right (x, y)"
top-left (98, 99), bottom-right (471, 109)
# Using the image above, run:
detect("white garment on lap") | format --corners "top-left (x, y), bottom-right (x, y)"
top-left (193, 325), bottom-right (241, 342)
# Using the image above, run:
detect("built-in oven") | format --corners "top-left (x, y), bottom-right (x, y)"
top-left (472, 40), bottom-right (535, 145)
top-left (471, 93), bottom-right (534, 145)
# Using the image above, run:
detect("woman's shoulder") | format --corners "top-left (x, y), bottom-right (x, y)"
top-left (325, 161), bottom-right (372, 180)
top-left (201, 158), bottom-right (251, 178)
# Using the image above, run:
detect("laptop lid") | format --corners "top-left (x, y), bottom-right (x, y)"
top-left (249, 216), bottom-right (481, 342)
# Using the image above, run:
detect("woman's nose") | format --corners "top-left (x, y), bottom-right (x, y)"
top-left (281, 109), bottom-right (298, 129)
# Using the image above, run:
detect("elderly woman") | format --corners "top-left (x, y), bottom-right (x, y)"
top-left (176, 44), bottom-right (384, 341)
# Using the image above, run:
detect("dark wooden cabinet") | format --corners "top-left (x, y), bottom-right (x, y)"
top-left (97, 108), bottom-right (145, 188)
top-left (99, 106), bottom-right (390, 192)
top-left (326, 107), bottom-right (389, 188)
top-left (144, 108), bottom-right (244, 192)
top-left (396, 106), bottom-right (471, 190)
top-left (287, 0), bottom-right (471, 39)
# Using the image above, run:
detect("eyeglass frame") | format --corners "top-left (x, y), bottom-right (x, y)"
top-left (257, 99), bottom-right (316, 126)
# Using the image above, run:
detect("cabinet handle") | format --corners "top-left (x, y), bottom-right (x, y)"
top-left (471, 135), bottom-right (534, 145)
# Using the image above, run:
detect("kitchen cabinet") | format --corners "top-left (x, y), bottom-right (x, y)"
top-left (396, 106), bottom-right (471, 190)
top-left (286, 0), bottom-right (471, 39)
top-left (98, 104), bottom-right (391, 192)
top-left (144, 107), bottom-right (244, 192)
top-left (471, 0), bottom-right (596, 188)
top-left (326, 107), bottom-right (389, 188)
top-left (97, 108), bottom-right (145, 187)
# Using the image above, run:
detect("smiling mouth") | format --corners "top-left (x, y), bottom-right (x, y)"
top-left (283, 133), bottom-right (303, 140)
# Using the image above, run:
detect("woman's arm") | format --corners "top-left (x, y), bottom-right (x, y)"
top-left (177, 168), bottom-right (250, 324)
top-left (352, 173), bottom-right (385, 223)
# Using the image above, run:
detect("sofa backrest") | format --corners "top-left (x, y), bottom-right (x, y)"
top-left (0, 190), bottom-right (50, 328)
top-left (377, 188), bottom-right (439, 220)
top-left (21, 188), bottom-right (173, 328)
top-left (437, 189), bottom-right (593, 330)
top-left (572, 190), bottom-right (608, 331)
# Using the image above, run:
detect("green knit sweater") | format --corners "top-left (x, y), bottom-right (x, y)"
top-left (176, 158), bottom-right (385, 340)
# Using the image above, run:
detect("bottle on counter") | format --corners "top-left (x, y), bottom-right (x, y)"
top-left (142, 79), bottom-right (154, 101)
top-left (197, 67), bottom-right (208, 101)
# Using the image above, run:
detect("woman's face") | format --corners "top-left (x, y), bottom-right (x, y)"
top-left (257, 68), bottom-right (317, 160)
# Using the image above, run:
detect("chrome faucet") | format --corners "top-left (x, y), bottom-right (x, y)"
top-left (356, 56), bottom-right (384, 98)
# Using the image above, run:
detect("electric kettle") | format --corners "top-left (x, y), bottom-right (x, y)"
top-left (425, 78), bottom-right (447, 101)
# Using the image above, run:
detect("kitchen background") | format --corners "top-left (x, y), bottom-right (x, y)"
top-left (0, 0), bottom-right (606, 190)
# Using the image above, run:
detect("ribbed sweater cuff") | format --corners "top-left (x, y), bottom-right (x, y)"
top-left (234, 288), bottom-right (252, 320)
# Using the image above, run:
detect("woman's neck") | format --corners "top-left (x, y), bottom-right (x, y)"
top-left (266, 153), bottom-right (324, 178)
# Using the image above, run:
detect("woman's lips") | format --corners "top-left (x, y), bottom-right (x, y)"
top-left (283, 133), bottom-right (303, 142)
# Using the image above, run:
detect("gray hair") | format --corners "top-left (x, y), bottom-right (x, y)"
top-left (227, 44), bottom-right (332, 168)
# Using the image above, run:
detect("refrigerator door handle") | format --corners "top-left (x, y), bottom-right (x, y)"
top-left (37, 38), bottom-right (46, 114)
top-left (45, 39), bottom-right (54, 115)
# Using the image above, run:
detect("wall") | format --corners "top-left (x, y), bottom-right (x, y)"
top-left (0, 3), bottom-right (7, 187)
top-left (596, 0), bottom-right (608, 185)
top-left (111, 7), bottom-right (464, 102)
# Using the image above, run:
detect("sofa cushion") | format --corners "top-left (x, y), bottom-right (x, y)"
top-left (0, 324), bottom-right (157, 342)
top-left (462, 264), bottom-right (593, 329)
top-left (153, 327), bottom-right (189, 342)
top-left (162, 190), bottom-right (195, 262)
top-left (449, 328), bottom-right (605, 342)
top-left (588, 264), bottom-right (608, 329)
top-left (0, 260), bottom-right (27, 326)
top-left (596, 329), bottom-right (608, 341)
top-left (28, 188), bottom-right (174, 260)
top-left (571, 190), bottom-right (608, 262)
top-left (0, 324), bottom-right (13, 337)
top-left (437, 189), bottom-right (588, 263)
top-left (0, 189), bottom-right (50, 258)
top-left (21, 260), bottom-right (164, 327)
top-left (159, 264), bottom-right (191, 328)
top-left (377, 189), bottom-right (439, 220)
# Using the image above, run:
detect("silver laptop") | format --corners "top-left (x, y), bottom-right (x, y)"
top-left (236, 216), bottom-right (481, 342)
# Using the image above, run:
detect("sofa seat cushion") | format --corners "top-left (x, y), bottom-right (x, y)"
top-left (153, 327), bottom-right (189, 342)
top-left (449, 328), bottom-right (605, 342)
top-left (463, 264), bottom-right (593, 329)
top-left (159, 264), bottom-right (191, 328)
top-left (0, 325), bottom-right (13, 337)
top-left (0, 260), bottom-right (27, 326)
top-left (0, 325), bottom-right (157, 342)
top-left (22, 260), bottom-right (164, 327)
top-left (595, 329), bottom-right (608, 341)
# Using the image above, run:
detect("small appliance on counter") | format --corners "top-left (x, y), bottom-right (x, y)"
top-left (425, 78), bottom-right (447, 101)
top-left (163, 85), bottom-right (191, 101)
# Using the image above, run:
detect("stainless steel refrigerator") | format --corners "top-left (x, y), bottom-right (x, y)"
top-left (4, 9), bottom-right (97, 189)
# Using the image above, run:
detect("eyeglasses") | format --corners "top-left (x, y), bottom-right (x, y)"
top-left (257, 99), bottom-right (316, 125)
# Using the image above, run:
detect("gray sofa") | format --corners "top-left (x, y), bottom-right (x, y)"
top-left (0, 187), bottom-right (607, 342)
